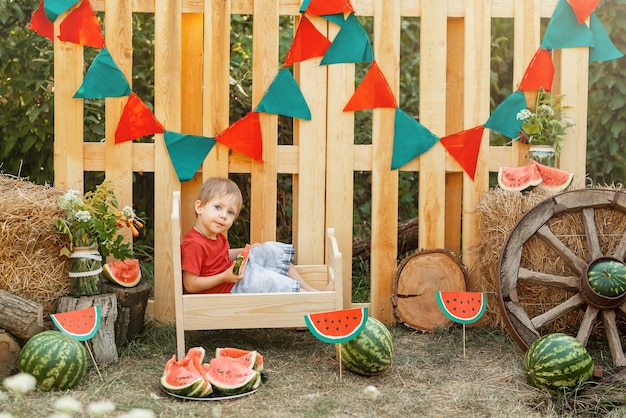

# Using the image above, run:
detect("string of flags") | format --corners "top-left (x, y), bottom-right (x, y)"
top-left (29, 0), bottom-right (623, 182)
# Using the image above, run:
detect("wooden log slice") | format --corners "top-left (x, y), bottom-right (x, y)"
top-left (392, 249), bottom-right (468, 331)
top-left (100, 280), bottom-right (151, 346)
top-left (0, 330), bottom-right (21, 378)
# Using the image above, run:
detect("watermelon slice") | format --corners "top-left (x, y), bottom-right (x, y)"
top-left (102, 258), bottom-right (142, 287)
top-left (232, 244), bottom-right (250, 276)
top-left (497, 163), bottom-right (542, 191)
top-left (436, 291), bottom-right (486, 325)
top-left (304, 307), bottom-right (368, 344)
top-left (530, 160), bottom-right (574, 192)
top-left (215, 347), bottom-right (264, 372)
top-left (50, 305), bottom-right (101, 341)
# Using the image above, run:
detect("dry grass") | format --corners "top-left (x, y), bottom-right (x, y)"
top-left (3, 323), bottom-right (626, 417)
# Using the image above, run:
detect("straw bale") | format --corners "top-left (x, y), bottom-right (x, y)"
top-left (473, 186), bottom-right (626, 337)
top-left (0, 175), bottom-right (69, 315)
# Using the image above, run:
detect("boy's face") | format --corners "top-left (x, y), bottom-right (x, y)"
top-left (194, 193), bottom-right (239, 239)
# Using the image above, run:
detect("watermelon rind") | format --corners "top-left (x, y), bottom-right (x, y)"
top-left (18, 330), bottom-right (88, 391)
top-left (50, 305), bottom-right (101, 341)
top-left (206, 356), bottom-right (261, 395)
top-left (523, 333), bottom-right (593, 395)
top-left (497, 164), bottom-right (542, 192)
top-left (305, 307), bottom-right (369, 344)
top-left (338, 317), bottom-right (393, 376)
top-left (531, 160), bottom-right (574, 193)
top-left (102, 259), bottom-right (142, 288)
top-left (160, 375), bottom-right (208, 397)
top-left (435, 291), bottom-right (486, 325)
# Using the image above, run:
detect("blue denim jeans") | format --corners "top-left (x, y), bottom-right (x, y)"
top-left (230, 242), bottom-right (300, 293)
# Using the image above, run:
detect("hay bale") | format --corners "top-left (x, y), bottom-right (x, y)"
top-left (473, 186), bottom-right (626, 336)
top-left (0, 175), bottom-right (69, 315)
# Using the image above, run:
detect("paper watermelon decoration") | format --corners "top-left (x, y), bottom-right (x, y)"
top-left (304, 307), bottom-right (368, 344)
top-left (50, 305), bottom-right (101, 341)
top-left (436, 291), bottom-right (486, 325)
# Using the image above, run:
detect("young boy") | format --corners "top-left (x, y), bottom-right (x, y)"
top-left (181, 177), bottom-right (329, 294)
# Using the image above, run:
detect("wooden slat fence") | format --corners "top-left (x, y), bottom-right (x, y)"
top-left (53, 0), bottom-right (588, 324)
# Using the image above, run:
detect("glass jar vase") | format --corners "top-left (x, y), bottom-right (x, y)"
top-left (68, 247), bottom-right (103, 296)
top-left (528, 144), bottom-right (558, 167)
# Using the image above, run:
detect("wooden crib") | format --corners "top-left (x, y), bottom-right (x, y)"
top-left (171, 191), bottom-right (344, 359)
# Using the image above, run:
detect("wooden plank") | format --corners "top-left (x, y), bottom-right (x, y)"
top-left (370, 0), bottom-right (400, 323)
top-left (104, 0), bottom-right (134, 249)
top-left (53, 13), bottom-right (84, 191)
top-left (250, 0), bottom-right (279, 243)
top-left (418, 1), bottom-right (447, 250)
top-left (152, 0), bottom-right (182, 322)
top-left (294, 15), bottom-right (327, 264)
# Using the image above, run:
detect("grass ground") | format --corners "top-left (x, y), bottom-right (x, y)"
top-left (3, 323), bottom-right (626, 417)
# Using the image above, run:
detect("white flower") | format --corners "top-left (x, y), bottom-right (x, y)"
top-left (54, 396), bottom-right (83, 414)
top-left (59, 190), bottom-right (82, 211)
top-left (516, 109), bottom-right (533, 121)
top-left (116, 409), bottom-right (155, 418)
top-left (3, 373), bottom-right (37, 395)
top-left (363, 385), bottom-right (381, 399)
top-left (122, 205), bottom-right (136, 219)
top-left (0, 412), bottom-right (14, 418)
top-left (87, 400), bottom-right (116, 416)
top-left (73, 210), bottom-right (92, 223)
top-left (46, 414), bottom-right (72, 418)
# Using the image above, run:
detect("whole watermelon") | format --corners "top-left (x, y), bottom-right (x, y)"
top-left (523, 333), bottom-right (593, 395)
top-left (18, 330), bottom-right (88, 391)
top-left (587, 259), bottom-right (626, 297)
top-left (338, 317), bottom-right (393, 376)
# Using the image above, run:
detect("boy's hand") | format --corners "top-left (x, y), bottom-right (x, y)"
top-left (222, 264), bottom-right (244, 283)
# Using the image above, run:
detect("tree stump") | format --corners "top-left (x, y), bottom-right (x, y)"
top-left (56, 293), bottom-right (118, 365)
top-left (0, 290), bottom-right (46, 340)
top-left (100, 280), bottom-right (151, 346)
top-left (0, 330), bottom-right (21, 378)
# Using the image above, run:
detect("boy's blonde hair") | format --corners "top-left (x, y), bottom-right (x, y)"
top-left (196, 177), bottom-right (243, 216)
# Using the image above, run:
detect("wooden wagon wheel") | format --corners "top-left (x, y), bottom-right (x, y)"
top-left (497, 188), bottom-right (626, 368)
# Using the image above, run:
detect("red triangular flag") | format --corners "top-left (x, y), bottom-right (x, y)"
top-left (215, 111), bottom-right (264, 162)
top-left (58, 0), bottom-right (105, 48)
top-left (305, 0), bottom-right (355, 16)
top-left (518, 48), bottom-right (554, 92)
top-left (28, 0), bottom-right (54, 41)
top-left (439, 125), bottom-right (484, 181)
top-left (568, 0), bottom-right (600, 24)
top-left (115, 93), bottom-right (164, 143)
top-left (344, 60), bottom-right (397, 111)
top-left (284, 16), bottom-right (331, 67)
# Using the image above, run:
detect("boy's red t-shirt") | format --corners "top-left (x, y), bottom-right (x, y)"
top-left (180, 228), bottom-right (234, 294)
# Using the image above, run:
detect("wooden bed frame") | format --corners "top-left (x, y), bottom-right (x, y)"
top-left (171, 191), bottom-right (344, 359)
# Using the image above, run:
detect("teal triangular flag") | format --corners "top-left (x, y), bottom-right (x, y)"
top-left (254, 68), bottom-right (312, 120)
top-left (73, 47), bottom-right (132, 98)
top-left (320, 14), bottom-right (374, 65)
top-left (300, 0), bottom-right (311, 13)
top-left (45, 0), bottom-right (80, 22)
top-left (391, 108), bottom-right (439, 170)
top-left (164, 131), bottom-right (216, 182)
top-left (484, 90), bottom-right (526, 139)
top-left (541, 0), bottom-right (595, 50)
top-left (323, 13), bottom-right (347, 26)
top-left (589, 13), bottom-right (624, 62)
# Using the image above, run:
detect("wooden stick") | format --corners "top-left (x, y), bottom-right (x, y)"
top-left (463, 324), bottom-right (466, 359)
top-left (84, 340), bottom-right (103, 381)
top-left (338, 343), bottom-right (342, 381)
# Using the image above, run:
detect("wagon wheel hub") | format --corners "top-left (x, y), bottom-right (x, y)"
top-left (579, 256), bottom-right (626, 310)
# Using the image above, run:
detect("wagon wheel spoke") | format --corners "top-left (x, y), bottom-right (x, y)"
top-left (576, 305), bottom-right (599, 346)
top-left (601, 310), bottom-right (626, 367)
top-left (518, 268), bottom-right (579, 291)
top-left (582, 208), bottom-right (603, 260)
top-left (612, 227), bottom-right (626, 261)
top-left (530, 293), bottom-right (585, 330)
top-left (536, 224), bottom-right (587, 275)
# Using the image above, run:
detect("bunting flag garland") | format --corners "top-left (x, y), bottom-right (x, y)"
top-left (73, 47), bottom-right (132, 98)
top-left (321, 13), bottom-right (348, 27)
top-left (115, 93), bottom-right (164, 143)
top-left (518, 48), bottom-right (554, 92)
top-left (29, 0), bottom-right (54, 41)
top-left (541, 0), bottom-right (595, 50)
top-left (215, 111), bottom-right (264, 162)
top-left (164, 131), bottom-right (216, 182)
top-left (254, 68), bottom-right (312, 120)
top-left (589, 13), bottom-right (624, 62)
top-left (284, 15), bottom-right (332, 67)
top-left (304, 0), bottom-right (355, 16)
top-left (391, 108), bottom-right (439, 170)
top-left (344, 60), bottom-right (397, 111)
top-left (439, 126), bottom-right (485, 181)
top-left (568, 0), bottom-right (600, 24)
top-left (483, 90), bottom-right (527, 140)
top-left (58, 0), bottom-right (105, 48)
top-left (45, 0), bottom-right (80, 22)
top-left (320, 13), bottom-right (374, 65)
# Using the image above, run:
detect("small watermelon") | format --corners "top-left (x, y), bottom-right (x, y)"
top-left (531, 160), bottom-right (574, 192)
top-left (436, 291), bottom-right (486, 325)
top-left (205, 356), bottom-right (261, 396)
top-left (102, 258), bottom-right (141, 287)
top-left (50, 305), bottom-right (101, 341)
top-left (587, 259), bottom-right (626, 298)
top-left (18, 330), bottom-right (88, 391)
top-left (338, 317), bottom-right (393, 376)
top-left (523, 333), bottom-right (593, 395)
top-left (497, 163), bottom-right (542, 191)
top-left (215, 347), bottom-right (264, 372)
top-left (305, 307), bottom-right (368, 344)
